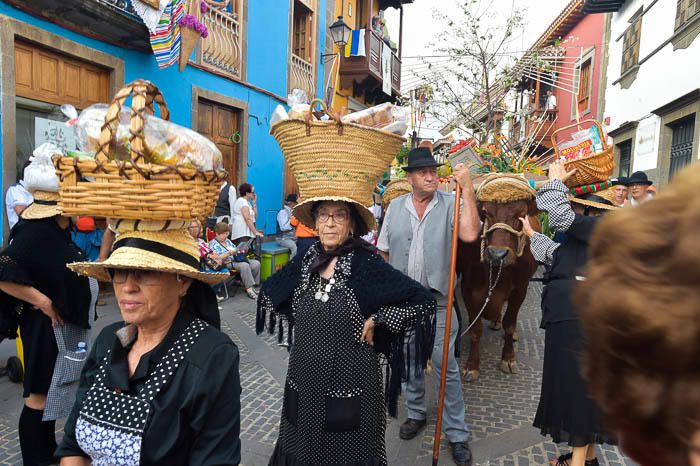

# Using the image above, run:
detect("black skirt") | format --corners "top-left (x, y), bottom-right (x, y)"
top-left (533, 319), bottom-right (615, 447)
top-left (18, 307), bottom-right (58, 397)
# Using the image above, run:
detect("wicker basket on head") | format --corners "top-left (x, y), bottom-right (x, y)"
top-left (383, 179), bottom-right (412, 208)
top-left (270, 99), bottom-right (406, 208)
top-left (552, 120), bottom-right (614, 188)
top-left (54, 80), bottom-right (227, 221)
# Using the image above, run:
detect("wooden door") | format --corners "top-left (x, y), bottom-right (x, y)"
top-left (197, 100), bottom-right (241, 184)
top-left (284, 161), bottom-right (299, 199)
top-left (14, 41), bottom-right (109, 108)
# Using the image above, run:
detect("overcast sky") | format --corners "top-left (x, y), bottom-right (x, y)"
top-left (384, 0), bottom-right (573, 137)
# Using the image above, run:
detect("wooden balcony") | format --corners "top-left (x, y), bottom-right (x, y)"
top-left (289, 53), bottom-right (315, 98)
top-left (199, 4), bottom-right (243, 80)
top-left (339, 30), bottom-right (402, 104)
top-left (6, 0), bottom-right (150, 50)
top-left (510, 109), bottom-right (558, 151)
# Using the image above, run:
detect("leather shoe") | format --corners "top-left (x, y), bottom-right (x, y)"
top-left (450, 442), bottom-right (473, 466)
top-left (399, 418), bottom-right (426, 440)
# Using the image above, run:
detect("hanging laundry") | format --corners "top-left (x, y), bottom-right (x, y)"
top-left (344, 29), bottom-right (366, 58)
top-left (150, 0), bottom-right (185, 69)
top-left (133, 0), bottom-right (169, 34)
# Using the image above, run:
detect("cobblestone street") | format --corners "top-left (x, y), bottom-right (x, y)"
top-left (0, 281), bottom-right (637, 465)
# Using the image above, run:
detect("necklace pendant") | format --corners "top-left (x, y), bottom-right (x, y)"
top-left (325, 284), bottom-right (332, 293)
top-left (329, 278), bottom-right (336, 285)
top-left (314, 291), bottom-right (323, 300)
top-left (321, 293), bottom-right (329, 303)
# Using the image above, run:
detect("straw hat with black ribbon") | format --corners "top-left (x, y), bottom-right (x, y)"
top-left (68, 223), bottom-right (229, 285)
top-left (271, 99), bottom-right (406, 236)
top-left (20, 143), bottom-right (63, 220)
top-left (567, 180), bottom-right (620, 211)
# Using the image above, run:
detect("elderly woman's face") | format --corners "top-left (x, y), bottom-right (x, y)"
top-left (315, 201), bottom-right (352, 251)
top-left (188, 222), bottom-right (201, 239)
top-left (112, 270), bottom-right (191, 327)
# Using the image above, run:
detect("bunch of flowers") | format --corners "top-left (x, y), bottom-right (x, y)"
top-left (179, 8), bottom-right (209, 38)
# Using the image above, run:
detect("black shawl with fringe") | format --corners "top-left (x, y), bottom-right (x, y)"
top-left (256, 244), bottom-right (436, 417)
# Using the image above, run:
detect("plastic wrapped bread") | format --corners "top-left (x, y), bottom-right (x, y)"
top-left (340, 103), bottom-right (409, 135)
top-left (74, 104), bottom-right (223, 171)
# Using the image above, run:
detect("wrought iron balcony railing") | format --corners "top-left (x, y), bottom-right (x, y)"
top-left (289, 53), bottom-right (315, 98)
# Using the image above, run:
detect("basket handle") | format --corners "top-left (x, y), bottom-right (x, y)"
top-left (304, 98), bottom-right (344, 136)
top-left (96, 79), bottom-right (170, 164)
top-left (550, 119), bottom-right (608, 158)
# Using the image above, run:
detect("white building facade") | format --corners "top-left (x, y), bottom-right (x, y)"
top-left (603, 0), bottom-right (700, 185)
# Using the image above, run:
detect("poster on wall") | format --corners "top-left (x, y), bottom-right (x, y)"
top-left (633, 115), bottom-right (660, 171)
top-left (381, 45), bottom-right (392, 96)
top-left (35, 117), bottom-right (76, 154)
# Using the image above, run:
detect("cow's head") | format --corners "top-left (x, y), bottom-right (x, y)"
top-left (479, 199), bottom-right (538, 266)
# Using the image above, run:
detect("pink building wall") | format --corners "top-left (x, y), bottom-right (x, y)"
top-left (552, 13), bottom-right (607, 141)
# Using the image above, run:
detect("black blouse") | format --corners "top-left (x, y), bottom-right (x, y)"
top-left (56, 308), bottom-right (242, 465)
top-left (0, 218), bottom-right (91, 328)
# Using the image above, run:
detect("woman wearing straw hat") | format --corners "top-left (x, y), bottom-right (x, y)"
top-left (520, 160), bottom-right (617, 466)
top-left (0, 147), bottom-right (95, 466)
top-left (257, 192), bottom-right (436, 465)
top-left (54, 224), bottom-right (242, 465)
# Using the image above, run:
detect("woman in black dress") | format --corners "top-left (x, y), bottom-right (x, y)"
top-left (521, 160), bottom-right (617, 466)
top-left (56, 226), bottom-right (240, 465)
top-left (0, 187), bottom-right (94, 466)
top-left (257, 198), bottom-right (436, 465)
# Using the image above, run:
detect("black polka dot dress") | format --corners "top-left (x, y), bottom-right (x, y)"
top-left (261, 248), bottom-right (436, 466)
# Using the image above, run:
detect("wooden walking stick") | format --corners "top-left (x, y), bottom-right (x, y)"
top-left (432, 182), bottom-right (462, 466)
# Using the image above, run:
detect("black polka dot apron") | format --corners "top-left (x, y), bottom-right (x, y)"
top-left (75, 319), bottom-right (207, 466)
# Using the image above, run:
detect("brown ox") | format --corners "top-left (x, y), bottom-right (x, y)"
top-left (457, 198), bottom-right (540, 381)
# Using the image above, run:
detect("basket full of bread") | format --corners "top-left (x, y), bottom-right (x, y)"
top-left (270, 98), bottom-right (407, 207)
top-left (54, 79), bottom-right (227, 221)
top-left (551, 119), bottom-right (614, 188)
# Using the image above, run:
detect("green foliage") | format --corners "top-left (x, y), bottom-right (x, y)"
top-left (538, 212), bottom-right (554, 239)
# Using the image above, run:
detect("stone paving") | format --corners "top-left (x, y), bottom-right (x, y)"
top-left (0, 280), bottom-right (638, 465)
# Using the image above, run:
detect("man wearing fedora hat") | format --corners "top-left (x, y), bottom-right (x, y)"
top-left (623, 171), bottom-right (654, 207)
top-left (377, 146), bottom-right (481, 466)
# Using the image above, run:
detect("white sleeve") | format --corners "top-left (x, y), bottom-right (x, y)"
top-left (376, 203), bottom-right (393, 252)
top-left (229, 187), bottom-right (237, 219)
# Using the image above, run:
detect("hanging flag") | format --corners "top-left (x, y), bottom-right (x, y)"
top-left (150, 0), bottom-right (185, 69)
top-left (344, 29), bottom-right (366, 58)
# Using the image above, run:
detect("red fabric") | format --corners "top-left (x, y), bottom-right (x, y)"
top-left (75, 216), bottom-right (95, 232)
top-left (205, 228), bottom-right (216, 242)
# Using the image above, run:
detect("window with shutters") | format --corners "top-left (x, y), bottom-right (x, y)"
top-left (675, 0), bottom-right (700, 30)
top-left (621, 16), bottom-right (642, 75)
top-left (617, 141), bottom-right (632, 178)
top-left (577, 58), bottom-right (592, 114)
top-left (289, 0), bottom-right (316, 97)
top-left (669, 115), bottom-right (696, 179)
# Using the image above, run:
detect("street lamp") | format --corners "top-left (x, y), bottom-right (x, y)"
top-left (321, 6), bottom-right (352, 64)
top-left (329, 16), bottom-right (352, 49)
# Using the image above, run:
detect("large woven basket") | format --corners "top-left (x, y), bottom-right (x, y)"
top-left (271, 99), bottom-right (405, 207)
top-left (54, 80), bottom-right (226, 221)
top-left (551, 120), bottom-right (614, 188)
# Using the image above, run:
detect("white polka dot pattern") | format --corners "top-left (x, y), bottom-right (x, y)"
top-left (75, 319), bottom-right (208, 464)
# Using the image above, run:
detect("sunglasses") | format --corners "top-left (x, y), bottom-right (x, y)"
top-left (107, 268), bottom-right (165, 286)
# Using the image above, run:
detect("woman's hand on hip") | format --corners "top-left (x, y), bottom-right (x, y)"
top-left (361, 317), bottom-right (375, 347)
top-left (35, 297), bottom-right (64, 327)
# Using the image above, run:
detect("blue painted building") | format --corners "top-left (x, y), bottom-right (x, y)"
top-left (0, 0), bottom-right (327, 241)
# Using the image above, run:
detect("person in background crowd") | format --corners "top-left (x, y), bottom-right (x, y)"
top-left (71, 217), bottom-right (104, 263)
top-left (276, 194), bottom-right (298, 259)
top-left (545, 90), bottom-right (558, 111)
top-left (188, 219), bottom-right (227, 301)
top-left (522, 160), bottom-right (616, 466)
top-left (377, 147), bottom-right (480, 466)
top-left (576, 162), bottom-right (700, 466)
top-left (257, 199), bottom-right (435, 465)
top-left (231, 183), bottom-right (264, 245)
top-left (0, 154), bottom-right (94, 466)
top-left (209, 179), bottom-right (237, 230)
top-left (291, 205), bottom-right (318, 260)
top-left (612, 177), bottom-right (628, 206)
top-left (5, 160), bottom-right (33, 230)
top-left (56, 227), bottom-right (240, 465)
top-left (210, 222), bottom-right (260, 300)
top-left (624, 171), bottom-right (654, 206)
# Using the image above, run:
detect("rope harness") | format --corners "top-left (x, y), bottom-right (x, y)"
top-left (461, 260), bottom-right (504, 337)
top-left (479, 220), bottom-right (527, 262)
